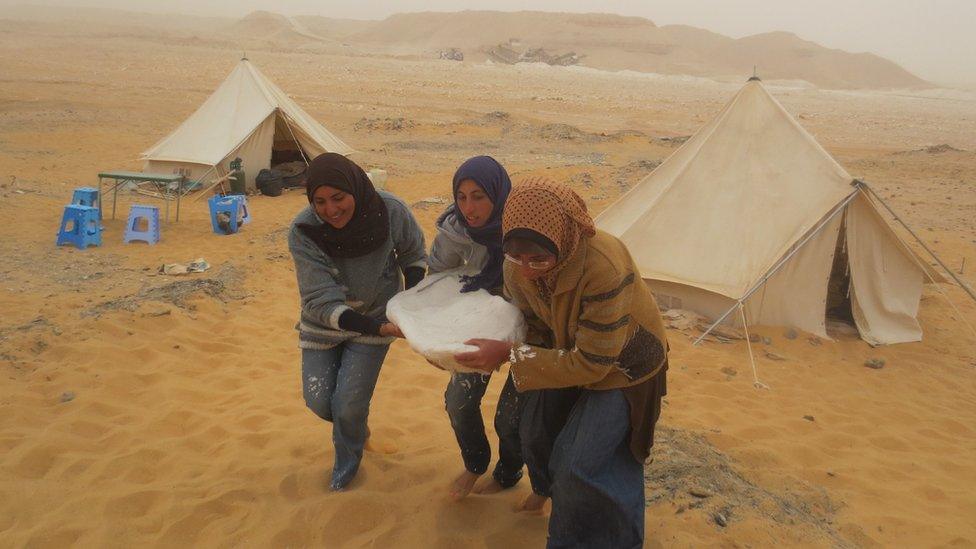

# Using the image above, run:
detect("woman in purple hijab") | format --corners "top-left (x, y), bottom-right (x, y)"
top-left (427, 156), bottom-right (524, 499)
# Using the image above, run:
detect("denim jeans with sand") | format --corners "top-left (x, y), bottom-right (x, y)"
top-left (445, 371), bottom-right (523, 487)
top-left (302, 343), bottom-right (390, 490)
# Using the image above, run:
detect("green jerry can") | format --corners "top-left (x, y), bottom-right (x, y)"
top-left (229, 157), bottom-right (246, 195)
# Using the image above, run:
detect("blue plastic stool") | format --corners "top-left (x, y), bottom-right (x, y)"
top-left (123, 204), bottom-right (160, 245)
top-left (208, 195), bottom-right (251, 235)
top-left (71, 187), bottom-right (101, 218)
top-left (56, 205), bottom-right (102, 249)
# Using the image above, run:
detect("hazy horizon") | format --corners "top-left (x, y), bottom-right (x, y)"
top-left (2, 0), bottom-right (974, 88)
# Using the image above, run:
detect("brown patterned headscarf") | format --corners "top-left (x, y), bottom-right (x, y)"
top-left (502, 177), bottom-right (596, 298)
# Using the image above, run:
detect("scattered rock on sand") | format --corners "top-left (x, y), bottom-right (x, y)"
top-left (763, 350), bottom-right (787, 361)
top-left (647, 426), bottom-right (844, 541)
top-left (714, 512), bottom-right (729, 527)
top-left (437, 47), bottom-right (463, 61)
top-left (656, 135), bottom-right (691, 146)
top-left (698, 322), bottom-right (744, 341)
top-left (894, 143), bottom-right (964, 155)
top-left (864, 358), bottom-right (886, 370)
top-left (60, 391), bottom-right (75, 403)
top-left (662, 309), bottom-right (704, 331)
top-left (720, 367), bottom-right (737, 377)
top-left (354, 117), bottom-right (416, 132)
top-left (484, 111), bottom-right (510, 123)
top-left (411, 196), bottom-right (449, 209)
top-left (803, 415), bottom-right (815, 422)
top-left (538, 123), bottom-right (588, 141)
top-left (785, 328), bottom-right (798, 340)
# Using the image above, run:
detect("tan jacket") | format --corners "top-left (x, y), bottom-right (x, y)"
top-left (505, 230), bottom-right (668, 392)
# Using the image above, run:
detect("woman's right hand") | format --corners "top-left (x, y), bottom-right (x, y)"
top-left (379, 322), bottom-right (404, 338)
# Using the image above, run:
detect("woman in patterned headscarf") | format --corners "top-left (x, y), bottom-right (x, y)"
top-left (456, 178), bottom-right (669, 547)
top-left (289, 153), bottom-right (428, 491)
top-left (426, 156), bottom-right (523, 500)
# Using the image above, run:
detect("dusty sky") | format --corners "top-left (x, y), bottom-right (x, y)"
top-left (4, 0), bottom-right (975, 87)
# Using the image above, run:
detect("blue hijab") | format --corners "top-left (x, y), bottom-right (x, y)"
top-left (437, 156), bottom-right (512, 293)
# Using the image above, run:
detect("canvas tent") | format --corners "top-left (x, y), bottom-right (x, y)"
top-left (596, 78), bottom-right (940, 346)
top-left (141, 58), bottom-right (354, 192)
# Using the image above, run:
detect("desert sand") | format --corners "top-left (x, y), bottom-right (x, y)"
top-left (1, 8), bottom-right (975, 548)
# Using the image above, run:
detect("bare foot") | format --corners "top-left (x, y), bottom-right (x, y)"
top-left (516, 493), bottom-right (548, 514)
top-left (364, 436), bottom-right (398, 454)
top-left (472, 476), bottom-right (505, 494)
top-left (450, 470), bottom-right (481, 500)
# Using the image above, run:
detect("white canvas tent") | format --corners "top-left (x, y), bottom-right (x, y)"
top-left (596, 78), bottom-right (941, 346)
top-left (141, 58), bottom-right (355, 192)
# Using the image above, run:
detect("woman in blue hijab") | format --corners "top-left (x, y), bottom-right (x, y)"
top-left (427, 156), bottom-right (523, 499)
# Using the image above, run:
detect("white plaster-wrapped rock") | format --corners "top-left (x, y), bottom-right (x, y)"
top-left (387, 271), bottom-right (526, 373)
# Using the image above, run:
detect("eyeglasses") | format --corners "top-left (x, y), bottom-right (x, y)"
top-left (504, 254), bottom-right (554, 270)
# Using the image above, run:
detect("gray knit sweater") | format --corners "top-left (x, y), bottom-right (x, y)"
top-left (288, 191), bottom-right (427, 349)
top-left (427, 212), bottom-right (489, 275)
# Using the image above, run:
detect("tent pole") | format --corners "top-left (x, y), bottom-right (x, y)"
top-left (281, 112), bottom-right (310, 166)
top-left (693, 190), bottom-right (858, 346)
top-left (857, 180), bottom-right (976, 305)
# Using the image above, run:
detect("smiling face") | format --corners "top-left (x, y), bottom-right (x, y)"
top-left (455, 179), bottom-right (494, 228)
top-left (312, 185), bottom-right (356, 229)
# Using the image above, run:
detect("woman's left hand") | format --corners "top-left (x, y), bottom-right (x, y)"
top-left (454, 339), bottom-right (512, 372)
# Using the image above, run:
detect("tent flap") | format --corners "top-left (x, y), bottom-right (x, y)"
top-left (847, 193), bottom-right (924, 345)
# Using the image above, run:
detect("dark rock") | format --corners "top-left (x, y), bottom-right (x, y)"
top-left (714, 513), bottom-right (728, 527)
top-left (803, 415), bottom-right (815, 422)
top-left (864, 358), bottom-right (886, 369)
top-left (60, 391), bottom-right (75, 403)
top-left (437, 47), bottom-right (464, 61)
top-left (785, 328), bottom-right (798, 340)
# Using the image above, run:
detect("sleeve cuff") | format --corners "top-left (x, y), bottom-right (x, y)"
top-left (327, 304), bottom-right (352, 329)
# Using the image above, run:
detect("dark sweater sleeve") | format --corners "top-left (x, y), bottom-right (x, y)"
top-left (404, 265), bottom-right (426, 290)
top-left (338, 309), bottom-right (383, 335)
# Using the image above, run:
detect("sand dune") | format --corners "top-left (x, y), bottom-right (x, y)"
top-left (1, 6), bottom-right (929, 90)
top-left (341, 11), bottom-right (927, 89)
top-left (1, 14), bottom-right (975, 548)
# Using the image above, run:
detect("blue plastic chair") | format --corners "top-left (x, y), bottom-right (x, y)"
top-left (56, 205), bottom-right (102, 249)
top-left (123, 204), bottom-right (160, 245)
top-left (71, 187), bottom-right (101, 218)
top-left (208, 195), bottom-right (250, 235)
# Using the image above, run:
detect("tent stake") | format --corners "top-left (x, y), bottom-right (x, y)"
top-left (694, 190), bottom-right (858, 346)
top-left (858, 180), bottom-right (976, 304)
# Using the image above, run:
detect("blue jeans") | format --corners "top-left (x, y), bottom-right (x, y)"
top-left (547, 389), bottom-right (644, 549)
top-left (302, 343), bottom-right (390, 490)
top-left (445, 371), bottom-right (524, 487)
top-left (519, 387), bottom-right (581, 497)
